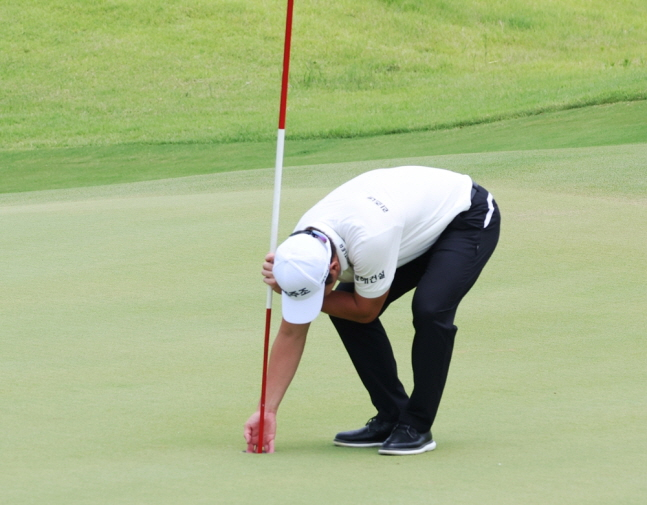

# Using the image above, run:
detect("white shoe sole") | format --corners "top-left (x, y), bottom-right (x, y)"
top-left (333, 440), bottom-right (385, 448)
top-left (378, 440), bottom-right (437, 455)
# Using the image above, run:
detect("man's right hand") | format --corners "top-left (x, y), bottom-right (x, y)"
top-left (244, 410), bottom-right (277, 453)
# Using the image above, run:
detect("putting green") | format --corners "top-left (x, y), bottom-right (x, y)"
top-left (1, 144), bottom-right (645, 504)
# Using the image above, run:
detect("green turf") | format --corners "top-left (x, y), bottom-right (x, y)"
top-left (1, 143), bottom-right (645, 504)
top-left (2, 2), bottom-right (646, 501)
top-left (2, 100), bottom-right (646, 194)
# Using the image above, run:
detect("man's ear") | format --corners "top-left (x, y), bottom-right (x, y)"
top-left (330, 254), bottom-right (342, 276)
top-left (325, 254), bottom-right (342, 287)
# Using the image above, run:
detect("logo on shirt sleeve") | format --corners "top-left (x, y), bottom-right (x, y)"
top-left (354, 271), bottom-right (386, 284)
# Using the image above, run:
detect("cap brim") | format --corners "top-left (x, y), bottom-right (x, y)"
top-left (281, 287), bottom-right (325, 324)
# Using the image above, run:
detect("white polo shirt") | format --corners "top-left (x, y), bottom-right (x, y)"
top-left (294, 166), bottom-right (473, 299)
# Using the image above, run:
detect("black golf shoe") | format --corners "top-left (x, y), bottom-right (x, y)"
top-left (378, 423), bottom-right (436, 455)
top-left (333, 417), bottom-right (396, 447)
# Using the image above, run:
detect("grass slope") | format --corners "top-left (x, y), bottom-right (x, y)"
top-left (2, 100), bottom-right (646, 193)
top-left (1, 143), bottom-right (645, 505)
top-left (1, 0), bottom-right (646, 149)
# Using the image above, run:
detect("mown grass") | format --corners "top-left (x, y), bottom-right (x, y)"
top-left (2, 100), bottom-right (646, 194)
top-left (1, 0), bottom-right (646, 149)
top-left (1, 145), bottom-right (645, 505)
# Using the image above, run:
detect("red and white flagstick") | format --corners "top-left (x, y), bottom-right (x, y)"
top-left (258, 0), bottom-right (295, 454)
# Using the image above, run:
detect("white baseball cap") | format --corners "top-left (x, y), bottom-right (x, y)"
top-left (273, 230), bottom-right (332, 324)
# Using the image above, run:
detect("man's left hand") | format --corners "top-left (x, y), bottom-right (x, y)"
top-left (262, 253), bottom-right (282, 294)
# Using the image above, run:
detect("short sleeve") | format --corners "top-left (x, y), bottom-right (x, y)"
top-left (351, 227), bottom-right (402, 298)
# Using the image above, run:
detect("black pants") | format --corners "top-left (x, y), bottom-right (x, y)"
top-left (330, 184), bottom-right (501, 433)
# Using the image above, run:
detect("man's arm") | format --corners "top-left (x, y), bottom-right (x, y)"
top-left (321, 289), bottom-right (388, 324)
top-left (244, 319), bottom-right (309, 453)
top-left (262, 319), bottom-right (309, 413)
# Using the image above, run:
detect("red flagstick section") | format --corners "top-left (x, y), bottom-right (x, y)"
top-left (257, 308), bottom-right (272, 453)
top-left (278, 0), bottom-right (294, 130)
top-left (258, 0), bottom-right (295, 455)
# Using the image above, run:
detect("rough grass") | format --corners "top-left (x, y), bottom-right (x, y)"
top-left (1, 0), bottom-right (646, 149)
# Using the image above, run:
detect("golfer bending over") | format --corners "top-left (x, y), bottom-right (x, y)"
top-left (245, 166), bottom-right (500, 455)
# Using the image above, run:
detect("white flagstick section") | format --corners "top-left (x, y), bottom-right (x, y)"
top-left (267, 128), bottom-right (286, 309)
